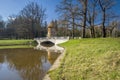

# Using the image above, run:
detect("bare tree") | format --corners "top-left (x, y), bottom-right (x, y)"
top-left (78, 0), bottom-right (88, 38)
top-left (20, 2), bottom-right (46, 38)
top-left (107, 20), bottom-right (118, 37)
top-left (0, 15), bottom-right (6, 39)
top-left (56, 0), bottom-right (80, 38)
top-left (98, 0), bottom-right (115, 37)
top-left (0, 16), bottom-right (5, 29)
top-left (87, 0), bottom-right (98, 38)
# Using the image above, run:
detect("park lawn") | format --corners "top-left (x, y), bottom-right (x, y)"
top-left (0, 40), bottom-right (34, 49)
top-left (0, 40), bottom-right (33, 46)
top-left (49, 38), bottom-right (120, 80)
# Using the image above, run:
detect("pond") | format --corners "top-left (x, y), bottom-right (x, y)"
top-left (0, 45), bottom-right (63, 80)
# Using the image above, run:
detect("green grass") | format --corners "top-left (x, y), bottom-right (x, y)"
top-left (0, 40), bottom-right (33, 46)
top-left (0, 39), bottom-right (35, 49)
top-left (0, 45), bottom-right (33, 49)
top-left (49, 38), bottom-right (120, 80)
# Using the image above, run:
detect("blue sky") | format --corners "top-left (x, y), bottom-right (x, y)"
top-left (0, 0), bottom-right (120, 23)
top-left (0, 0), bottom-right (61, 23)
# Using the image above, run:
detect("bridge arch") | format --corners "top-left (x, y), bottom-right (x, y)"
top-left (40, 41), bottom-right (55, 47)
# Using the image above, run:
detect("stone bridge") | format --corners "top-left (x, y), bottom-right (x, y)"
top-left (34, 37), bottom-right (69, 46)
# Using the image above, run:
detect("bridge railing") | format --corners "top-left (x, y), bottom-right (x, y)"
top-left (34, 37), bottom-right (47, 40)
top-left (52, 37), bottom-right (69, 40)
top-left (34, 36), bottom-right (69, 40)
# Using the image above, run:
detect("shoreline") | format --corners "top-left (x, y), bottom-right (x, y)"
top-left (43, 48), bottom-right (66, 80)
top-left (0, 45), bottom-right (33, 49)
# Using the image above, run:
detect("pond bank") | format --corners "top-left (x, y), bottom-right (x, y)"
top-left (49, 38), bottom-right (120, 80)
top-left (43, 48), bottom-right (66, 80)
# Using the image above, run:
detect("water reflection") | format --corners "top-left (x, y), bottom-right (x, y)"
top-left (0, 48), bottom-right (61, 80)
top-left (34, 44), bottom-right (64, 64)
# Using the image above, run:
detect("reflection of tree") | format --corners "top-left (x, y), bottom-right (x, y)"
top-left (0, 48), bottom-right (60, 80)
top-left (0, 54), bottom-right (4, 63)
top-left (0, 49), bottom-right (58, 80)
top-left (0, 54), bottom-right (4, 70)
top-left (6, 48), bottom-right (48, 80)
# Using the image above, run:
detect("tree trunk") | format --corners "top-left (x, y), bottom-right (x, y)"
top-left (82, 0), bottom-right (88, 38)
top-left (31, 19), bottom-right (35, 39)
top-left (91, 26), bottom-right (95, 38)
top-left (72, 17), bottom-right (75, 38)
top-left (66, 23), bottom-right (68, 36)
top-left (92, 26), bottom-right (95, 38)
top-left (102, 9), bottom-right (106, 37)
top-left (110, 30), bottom-right (112, 37)
top-left (92, 4), bottom-right (95, 38)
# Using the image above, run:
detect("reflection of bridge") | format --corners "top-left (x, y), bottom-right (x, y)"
top-left (34, 37), bottom-right (69, 45)
top-left (34, 45), bottom-right (64, 53)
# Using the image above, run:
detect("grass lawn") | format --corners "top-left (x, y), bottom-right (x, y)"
top-left (0, 39), bottom-right (34, 49)
top-left (0, 45), bottom-right (33, 49)
top-left (0, 40), bottom-right (33, 46)
top-left (49, 38), bottom-right (120, 80)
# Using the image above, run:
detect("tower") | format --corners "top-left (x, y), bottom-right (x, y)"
top-left (47, 21), bottom-right (54, 38)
